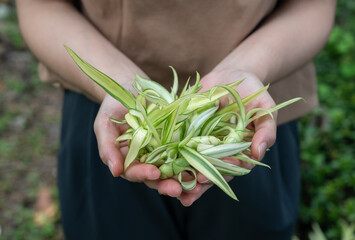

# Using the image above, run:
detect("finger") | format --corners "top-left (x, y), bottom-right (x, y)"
top-left (178, 183), bottom-right (214, 207)
top-left (182, 183), bottom-right (203, 194)
top-left (123, 161), bottom-right (161, 182)
top-left (197, 172), bottom-right (210, 184)
top-left (177, 171), bottom-right (202, 194)
top-left (251, 113), bottom-right (277, 161)
top-left (145, 179), bottom-right (183, 198)
top-left (94, 112), bottom-right (124, 177)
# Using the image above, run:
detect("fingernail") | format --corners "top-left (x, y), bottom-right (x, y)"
top-left (200, 179), bottom-right (211, 184)
top-left (107, 160), bottom-right (114, 176)
top-left (258, 142), bottom-right (267, 161)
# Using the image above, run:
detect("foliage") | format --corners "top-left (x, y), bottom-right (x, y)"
top-left (298, 0), bottom-right (355, 239)
top-left (66, 46), bottom-right (300, 200)
top-left (295, 222), bottom-right (355, 240)
top-left (1, 0), bottom-right (354, 239)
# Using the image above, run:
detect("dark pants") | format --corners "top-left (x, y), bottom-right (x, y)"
top-left (58, 90), bottom-right (300, 240)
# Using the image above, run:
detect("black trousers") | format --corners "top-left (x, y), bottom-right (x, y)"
top-left (58, 91), bottom-right (300, 240)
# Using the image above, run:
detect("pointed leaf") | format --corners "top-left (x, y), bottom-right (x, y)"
top-left (204, 155), bottom-right (251, 176)
top-left (115, 133), bottom-right (132, 142)
top-left (201, 112), bottom-right (236, 136)
top-left (242, 85), bottom-right (269, 106)
top-left (124, 127), bottom-right (149, 170)
top-left (234, 153), bottom-right (271, 168)
top-left (247, 97), bottom-right (303, 124)
top-left (187, 106), bottom-right (218, 136)
top-left (145, 143), bottom-right (177, 164)
top-left (125, 113), bottom-right (140, 130)
top-left (65, 46), bottom-right (135, 109)
top-left (185, 72), bottom-right (202, 94)
top-left (136, 101), bottom-right (161, 143)
top-left (161, 106), bottom-right (180, 144)
top-left (180, 146), bottom-right (238, 200)
top-left (169, 66), bottom-right (179, 99)
top-left (214, 85), bottom-right (246, 123)
top-left (133, 81), bottom-right (168, 106)
top-left (186, 79), bottom-right (244, 112)
top-left (180, 76), bottom-right (191, 97)
top-left (200, 142), bottom-right (251, 159)
top-left (109, 117), bottom-right (127, 124)
top-left (135, 73), bottom-right (174, 103)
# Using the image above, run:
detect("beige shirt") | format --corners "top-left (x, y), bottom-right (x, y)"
top-left (40, 0), bottom-right (318, 125)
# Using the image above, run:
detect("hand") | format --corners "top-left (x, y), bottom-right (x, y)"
top-left (176, 69), bottom-right (277, 206)
top-left (94, 94), bottom-right (204, 198)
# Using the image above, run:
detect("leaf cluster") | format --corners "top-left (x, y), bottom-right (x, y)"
top-left (65, 46), bottom-right (300, 200)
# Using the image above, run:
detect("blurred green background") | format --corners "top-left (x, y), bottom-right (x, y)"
top-left (0, 1), bottom-right (354, 239)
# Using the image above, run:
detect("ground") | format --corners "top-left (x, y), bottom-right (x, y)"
top-left (0, 3), bottom-right (64, 239)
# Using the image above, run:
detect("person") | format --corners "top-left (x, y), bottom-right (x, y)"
top-left (16, 0), bottom-right (336, 239)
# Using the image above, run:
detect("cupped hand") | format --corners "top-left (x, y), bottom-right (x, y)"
top-left (94, 94), bottom-right (201, 198)
top-left (177, 69), bottom-right (278, 206)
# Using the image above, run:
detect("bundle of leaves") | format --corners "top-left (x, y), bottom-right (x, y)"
top-left (65, 46), bottom-right (301, 200)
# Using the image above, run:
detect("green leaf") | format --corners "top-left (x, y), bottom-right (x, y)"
top-left (64, 46), bottom-right (136, 109)
top-left (159, 162), bottom-right (174, 178)
top-left (115, 132), bottom-right (132, 142)
top-left (207, 79), bottom-right (245, 100)
top-left (146, 103), bottom-right (158, 114)
top-left (178, 127), bottom-right (197, 148)
top-left (161, 106), bottom-right (180, 144)
top-left (216, 85), bottom-right (269, 119)
top-left (133, 83), bottom-right (168, 106)
top-left (124, 127), bottom-right (149, 170)
top-left (246, 108), bottom-right (273, 122)
top-left (180, 76), bottom-right (191, 97)
top-left (148, 94), bottom-right (202, 126)
top-left (201, 112), bottom-right (236, 136)
top-left (180, 146), bottom-right (238, 200)
top-left (125, 113), bottom-right (140, 130)
top-left (213, 85), bottom-right (246, 124)
top-left (169, 66), bottom-right (179, 99)
top-left (177, 167), bottom-right (197, 190)
top-left (186, 79), bottom-right (244, 112)
top-left (204, 155), bottom-right (251, 176)
top-left (109, 117), bottom-right (127, 124)
top-left (186, 136), bottom-right (221, 148)
top-left (242, 85), bottom-right (269, 106)
top-left (129, 109), bottom-right (144, 123)
top-left (136, 101), bottom-right (161, 143)
top-left (200, 142), bottom-right (251, 159)
top-left (145, 143), bottom-right (177, 164)
top-left (309, 223), bottom-right (327, 240)
top-left (134, 73), bottom-right (174, 103)
top-left (234, 153), bottom-right (271, 168)
top-left (185, 72), bottom-right (202, 95)
top-left (247, 97), bottom-right (303, 124)
top-left (187, 106), bottom-right (218, 136)
top-left (172, 157), bottom-right (190, 174)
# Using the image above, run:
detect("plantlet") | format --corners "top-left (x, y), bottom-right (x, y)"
top-left (65, 46), bottom-right (301, 200)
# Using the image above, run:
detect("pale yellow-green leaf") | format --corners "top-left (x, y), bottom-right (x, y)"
top-left (180, 146), bottom-right (238, 200)
top-left (64, 46), bottom-right (136, 109)
top-left (124, 127), bottom-right (149, 170)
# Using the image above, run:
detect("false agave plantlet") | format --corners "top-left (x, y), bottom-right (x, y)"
top-left (65, 46), bottom-right (302, 201)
